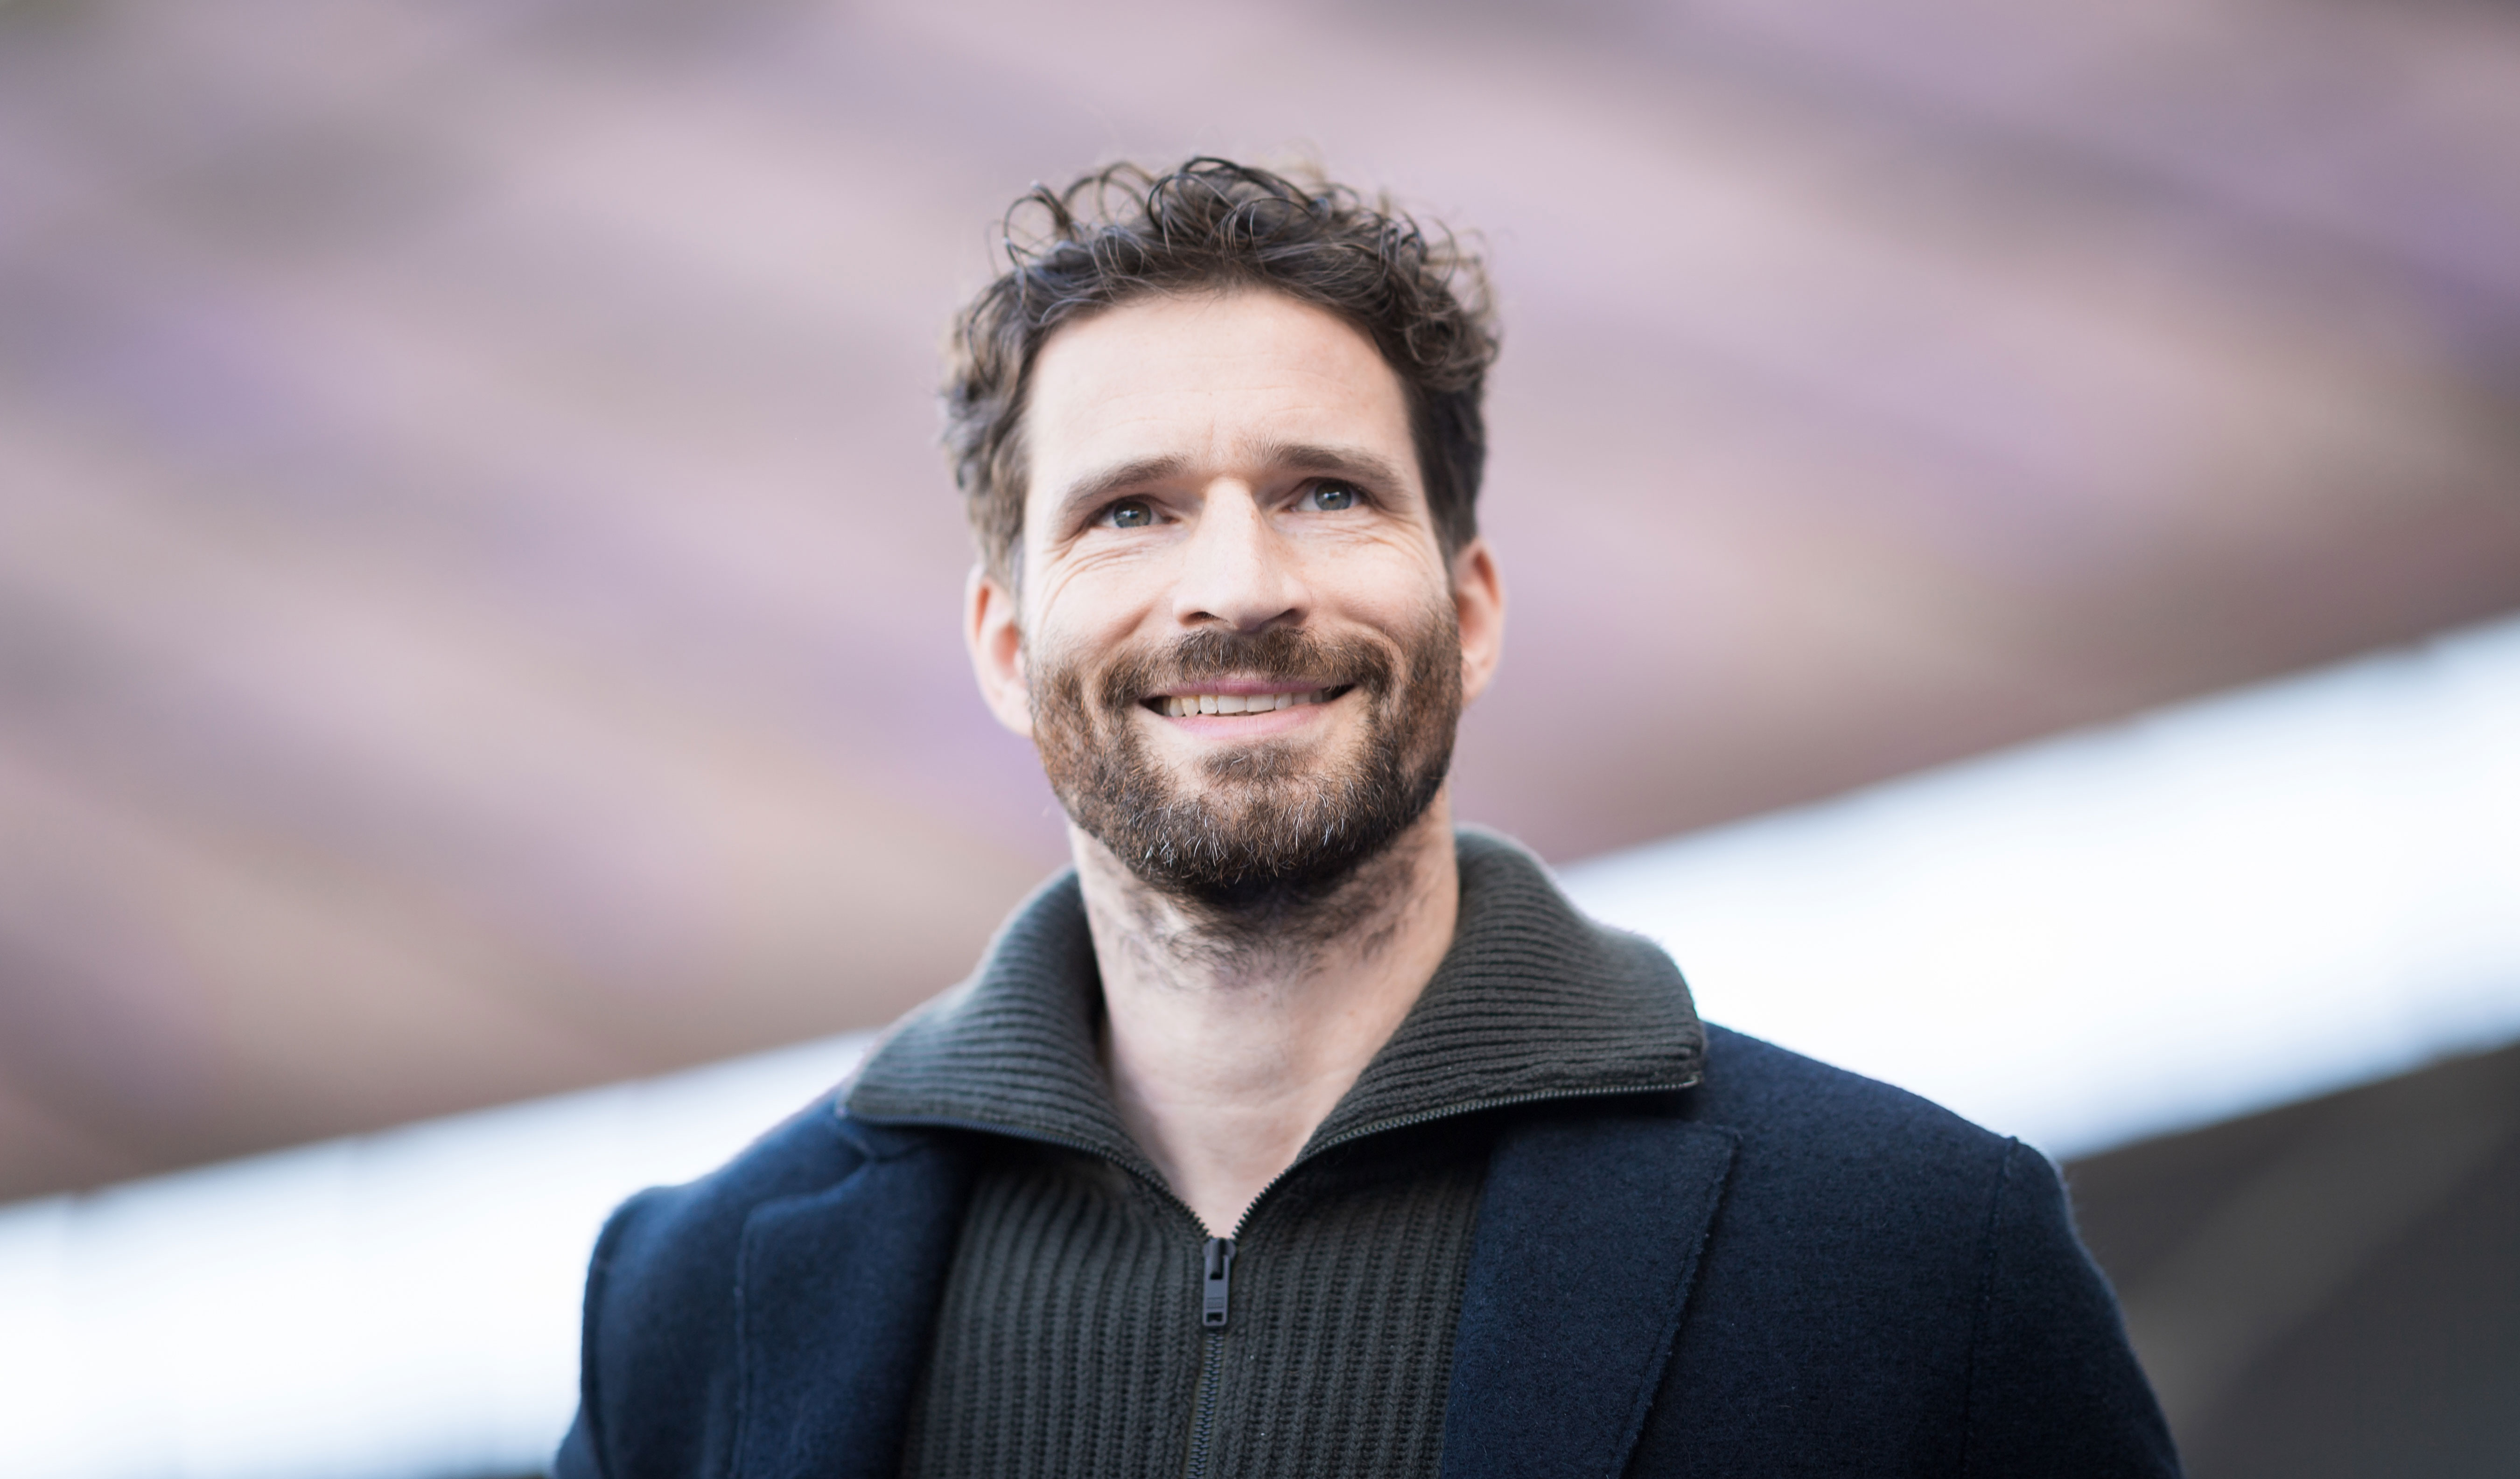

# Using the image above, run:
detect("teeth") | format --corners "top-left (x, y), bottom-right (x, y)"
top-left (1161, 691), bottom-right (1328, 717)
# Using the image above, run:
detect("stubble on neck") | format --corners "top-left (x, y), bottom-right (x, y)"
top-left (1079, 796), bottom-right (1463, 1232)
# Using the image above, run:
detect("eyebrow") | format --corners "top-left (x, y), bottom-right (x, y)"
top-left (1050, 443), bottom-right (1411, 529)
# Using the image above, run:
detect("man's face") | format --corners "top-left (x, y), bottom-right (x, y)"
top-left (965, 289), bottom-right (1504, 907)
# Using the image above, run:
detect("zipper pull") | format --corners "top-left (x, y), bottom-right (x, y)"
top-left (1202, 1236), bottom-right (1236, 1329)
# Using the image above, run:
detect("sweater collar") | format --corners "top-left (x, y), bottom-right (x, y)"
top-left (843, 829), bottom-right (1706, 1179)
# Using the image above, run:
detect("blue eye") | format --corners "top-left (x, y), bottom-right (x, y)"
top-left (1307, 481), bottom-right (1359, 511)
top-left (1108, 499), bottom-right (1154, 528)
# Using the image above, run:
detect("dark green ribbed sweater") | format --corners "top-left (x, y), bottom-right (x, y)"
top-left (847, 831), bottom-right (1707, 1479)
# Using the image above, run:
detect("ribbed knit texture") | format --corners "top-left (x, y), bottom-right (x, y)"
top-left (856, 830), bottom-right (1706, 1479)
top-left (1199, 1135), bottom-right (1488, 1478)
top-left (894, 1128), bottom-right (1489, 1479)
top-left (895, 1145), bottom-right (1201, 1478)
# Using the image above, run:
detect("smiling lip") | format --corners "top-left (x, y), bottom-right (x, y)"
top-left (1143, 683), bottom-right (1353, 718)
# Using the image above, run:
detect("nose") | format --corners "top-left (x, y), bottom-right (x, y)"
top-left (1170, 481), bottom-right (1308, 633)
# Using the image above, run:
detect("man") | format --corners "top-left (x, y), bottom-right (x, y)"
top-left (556, 160), bottom-right (2179, 1479)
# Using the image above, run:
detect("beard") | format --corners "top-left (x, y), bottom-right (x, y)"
top-left (1029, 604), bottom-right (1463, 914)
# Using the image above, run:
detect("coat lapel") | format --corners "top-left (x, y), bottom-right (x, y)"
top-left (1442, 1114), bottom-right (1737, 1479)
top-left (733, 1123), bottom-right (973, 1479)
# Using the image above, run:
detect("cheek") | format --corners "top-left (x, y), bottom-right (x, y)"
top-left (1310, 538), bottom-right (1450, 622)
top-left (1028, 551), bottom-right (1175, 647)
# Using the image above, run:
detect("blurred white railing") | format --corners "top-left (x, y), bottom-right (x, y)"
top-left (1559, 611), bottom-right (2520, 1158)
top-left (0, 1034), bottom-right (874, 1479)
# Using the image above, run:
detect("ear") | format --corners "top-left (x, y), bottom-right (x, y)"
top-left (965, 563), bottom-right (1034, 737)
top-left (1452, 537), bottom-right (1506, 705)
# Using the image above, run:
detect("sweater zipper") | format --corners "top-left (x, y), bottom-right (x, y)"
top-left (857, 1075), bottom-right (1700, 1479)
top-left (1181, 1234), bottom-right (1238, 1479)
top-left (1183, 1078), bottom-right (1700, 1479)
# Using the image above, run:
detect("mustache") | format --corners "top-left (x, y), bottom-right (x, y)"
top-left (1092, 626), bottom-right (1398, 713)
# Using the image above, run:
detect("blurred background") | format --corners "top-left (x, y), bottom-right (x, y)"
top-left (0, 0), bottom-right (2514, 1473)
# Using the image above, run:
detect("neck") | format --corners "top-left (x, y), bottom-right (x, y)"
top-left (1074, 796), bottom-right (1462, 1236)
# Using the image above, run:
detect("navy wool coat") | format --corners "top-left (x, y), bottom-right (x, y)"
top-left (555, 1024), bottom-right (2177, 1479)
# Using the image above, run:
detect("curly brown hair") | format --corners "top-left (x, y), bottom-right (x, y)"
top-left (943, 158), bottom-right (1498, 585)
